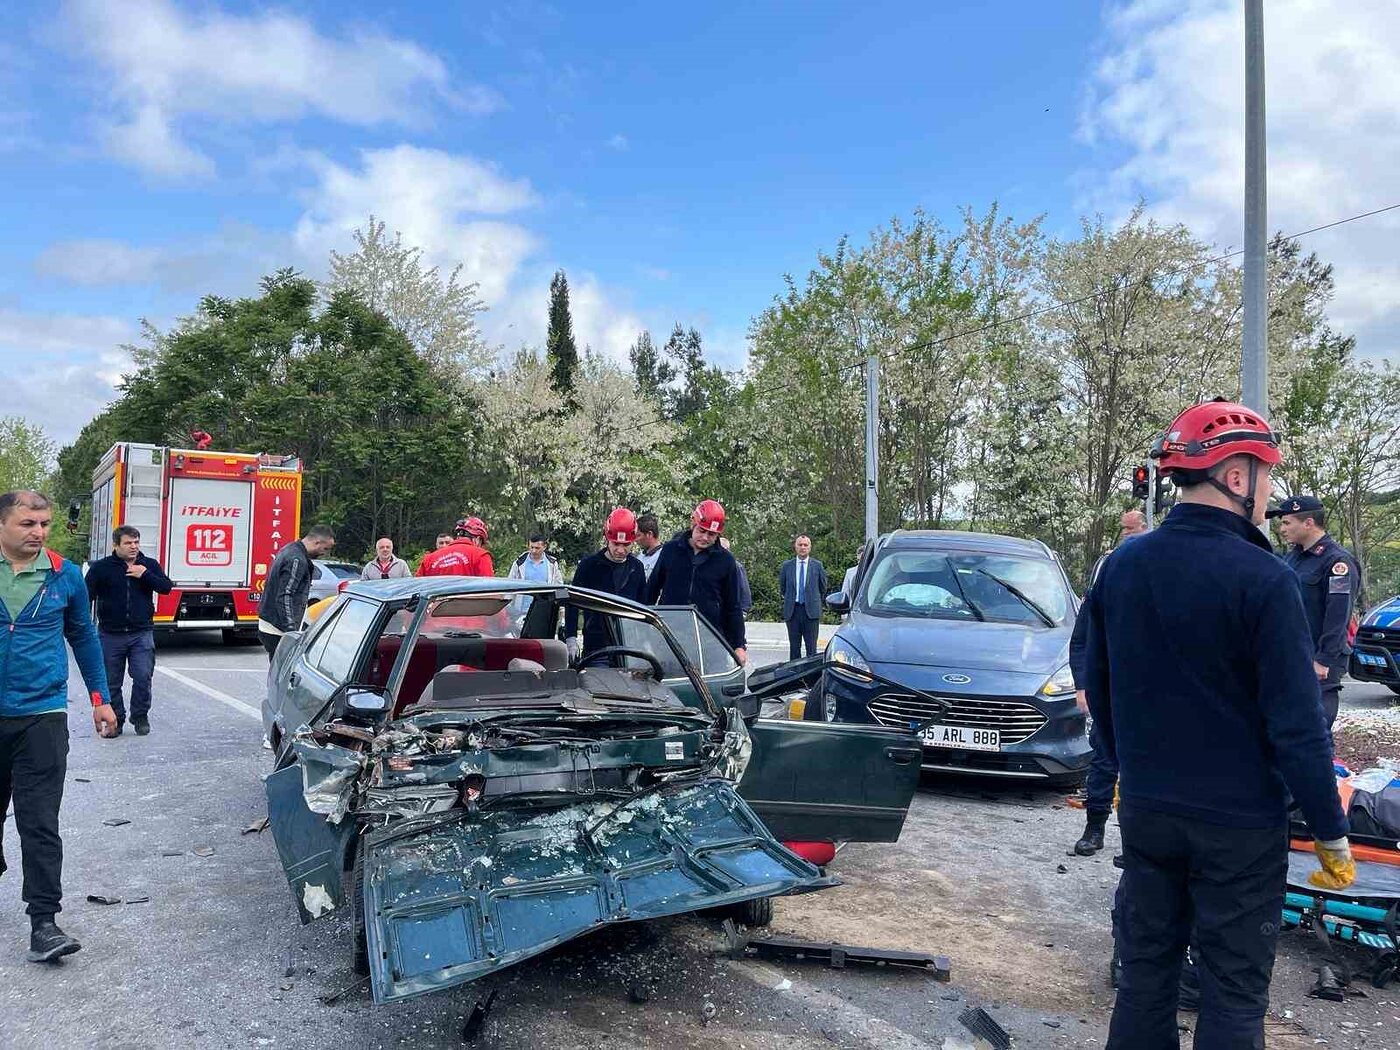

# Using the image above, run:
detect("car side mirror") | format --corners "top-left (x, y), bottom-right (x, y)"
top-left (721, 682), bottom-right (745, 699)
top-left (825, 590), bottom-right (850, 614)
top-left (336, 686), bottom-right (389, 723)
top-left (735, 692), bottom-right (761, 724)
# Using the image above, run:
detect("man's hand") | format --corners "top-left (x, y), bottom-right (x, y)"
top-left (734, 647), bottom-right (747, 666)
top-left (1313, 660), bottom-right (1328, 681)
top-left (1308, 838), bottom-right (1356, 891)
top-left (126, 562), bottom-right (147, 578)
top-left (1075, 689), bottom-right (1088, 714)
top-left (93, 703), bottom-right (118, 737)
top-left (565, 637), bottom-right (580, 663)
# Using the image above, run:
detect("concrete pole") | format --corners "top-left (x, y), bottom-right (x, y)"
top-left (1241, 0), bottom-right (1268, 412)
top-left (1145, 459), bottom-right (1157, 530)
top-left (864, 352), bottom-right (879, 544)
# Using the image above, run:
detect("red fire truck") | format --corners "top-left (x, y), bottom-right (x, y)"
top-left (89, 442), bottom-right (303, 641)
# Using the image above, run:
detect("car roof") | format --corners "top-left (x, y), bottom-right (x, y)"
top-left (878, 529), bottom-right (1053, 559)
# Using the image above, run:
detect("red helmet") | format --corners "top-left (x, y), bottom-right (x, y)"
top-left (691, 499), bottom-right (726, 534)
top-left (454, 516), bottom-right (489, 541)
top-left (1151, 399), bottom-right (1281, 475)
top-left (605, 507), bottom-right (637, 544)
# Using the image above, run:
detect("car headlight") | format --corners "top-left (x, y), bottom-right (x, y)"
top-left (827, 637), bottom-right (871, 679)
top-left (1040, 663), bottom-right (1076, 697)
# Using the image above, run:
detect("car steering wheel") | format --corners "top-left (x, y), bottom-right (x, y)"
top-left (574, 646), bottom-right (666, 681)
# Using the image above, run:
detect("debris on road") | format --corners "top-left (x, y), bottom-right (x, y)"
top-left (723, 918), bottom-right (951, 978)
top-left (317, 975), bottom-right (370, 1006)
top-left (73, 777), bottom-right (91, 784)
top-left (125, 895), bottom-right (149, 904)
top-left (958, 1006), bottom-right (1012, 1049)
top-left (700, 1000), bottom-right (717, 1025)
top-left (461, 989), bottom-right (498, 1041)
top-left (86, 894), bottom-right (121, 905)
top-left (242, 816), bottom-right (270, 835)
top-left (193, 846), bottom-right (216, 857)
top-left (102, 818), bottom-right (131, 827)
top-left (160, 849), bottom-right (184, 857)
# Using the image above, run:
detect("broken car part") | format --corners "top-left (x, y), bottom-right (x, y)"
top-left (722, 919), bottom-right (950, 979)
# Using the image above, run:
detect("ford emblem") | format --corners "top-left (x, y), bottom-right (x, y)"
top-left (942, 673), bottom-right (971, 685)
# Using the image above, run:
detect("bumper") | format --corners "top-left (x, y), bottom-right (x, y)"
top-left (1350, 634), bottom-right (1400, 686)
top-left (818, 670), bottom-right (1092, 781)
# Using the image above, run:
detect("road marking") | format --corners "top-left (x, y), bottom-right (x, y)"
top-left (160, 665), bottom-right (266, 673)
top-left (155, 666), bottom-right (262, 722)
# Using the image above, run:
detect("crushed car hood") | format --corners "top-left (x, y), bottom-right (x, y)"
top-left (360, 780), bottom-right (833, 1002)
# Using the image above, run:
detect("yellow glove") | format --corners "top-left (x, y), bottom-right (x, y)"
top-left (1308, 838), bottom-right (1356, 891)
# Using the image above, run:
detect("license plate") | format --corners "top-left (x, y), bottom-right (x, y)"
top-left (919, 724), bottom-right (1000, 752)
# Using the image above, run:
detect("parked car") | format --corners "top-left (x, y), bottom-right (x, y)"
top-left (813, 530), bottom-right (1092, 785)
top-left (1350, 595), bottom-right (1400, 695)
top-left (308, 559), bottom-right (362, 602)
top-left (262, 578), bottom-right (920, 1003)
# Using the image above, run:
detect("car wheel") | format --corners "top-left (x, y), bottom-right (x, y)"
top-left (730, 896), bottom-right (773, 928)
top-left (1388, 684), bottom-right (1400, 697)
top-left (351, 846), bottom-right (370, 977)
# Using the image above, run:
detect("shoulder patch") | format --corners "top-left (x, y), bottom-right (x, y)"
top-left (1331, 561), bottom-right (1349, 576)
top-left (1329, 574), bottom-right (1351, 594)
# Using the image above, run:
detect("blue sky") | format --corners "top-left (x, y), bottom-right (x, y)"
top-left (2, 1), bottom-right (1398, 443)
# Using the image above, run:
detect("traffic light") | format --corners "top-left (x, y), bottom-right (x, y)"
top-left (1131, 464), bottom-right (1150, 501)
top-left (1153, 471), bottom-right (1171, 516)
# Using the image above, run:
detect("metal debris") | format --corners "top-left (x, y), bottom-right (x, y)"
top-left (461, 989), bottom-right (498, 1041)
top-left (317, 975), bottom-right (370, 1006)
top-left (73, 777), bottom-right (91, 784)
top-left (102, 818), bottom-right (131, 827)
top-left (700, 1000), bottom-right (717, 1025)
top-left (242, 817), bottom-right (271, 835)
top-left (160, 850), bottom-right (184, 857)
top-left (125, 895), bottom-right (149, 904)
top-left (723, 920), bottom-right (951, 979)
top-left (193, 846), bottom-right (216, 857)
top-left (86, 894), bottom-right (121, 905)
top-left (958, 1006), bottom-right (1011, 1050)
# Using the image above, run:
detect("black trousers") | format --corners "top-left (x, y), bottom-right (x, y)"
top-left (0, 713), bottom-right (70, 920)
top-left (259, 630), bottom-right (281, 661)
top-left (786, 609), bottom-right (819, 660)
top-left (1108, 805), bottom-right (1287, 1050)
top-left (1085, 719), bottom-right (1119, 816)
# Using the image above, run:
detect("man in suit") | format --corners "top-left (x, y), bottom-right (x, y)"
top-left (780, 535), bottom-right (827, 660)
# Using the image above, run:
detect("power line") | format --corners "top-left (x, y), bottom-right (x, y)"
top-left (830, 200), bottom-right (1400, 375)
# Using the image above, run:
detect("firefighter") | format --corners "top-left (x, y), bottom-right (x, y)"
top-left (417, 517), bottom-right (494, 577)
top-left (1267, 495), bottom-right (1361, 727)
top-left (563, 508), bottom-right (648, 662)
top-left (644, 499), bottom-right (747, 664)
top-left (1084, 399), bottom-right (1353, 1048)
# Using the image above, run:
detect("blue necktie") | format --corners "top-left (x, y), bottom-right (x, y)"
top-left (797, 560), bottom-right (805, 603)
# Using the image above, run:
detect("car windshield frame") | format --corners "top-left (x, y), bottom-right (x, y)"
top-left (857, 547), bottom-right (1073, 628)
top-left (382, 584), bottom-right (720, 718)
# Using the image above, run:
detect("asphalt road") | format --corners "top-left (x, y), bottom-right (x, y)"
top-left (1, 631), bottom-right (1397, 1049)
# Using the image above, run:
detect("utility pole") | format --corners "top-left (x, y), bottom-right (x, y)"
top-left (1242, 0), bottom-right (1268, 412)
top-left (864, 351), bottom-right (879, 544)
top-left (1145, 459), bottom-right (1157, 529)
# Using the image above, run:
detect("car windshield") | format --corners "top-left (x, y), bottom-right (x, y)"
top-left (859, 549), bottom-right (1071, 627)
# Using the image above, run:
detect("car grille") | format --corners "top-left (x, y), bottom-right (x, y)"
top-left (867, 693), bottom-right (1048, 744)
top-left (1358, 627), bottom-right (1400, 654)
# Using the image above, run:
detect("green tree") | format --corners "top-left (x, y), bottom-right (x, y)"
top-left (546, 270), bottom-right (579, 398)
top-left (0, 417), bottom-right (57, 494)
top-left (628, 330), bottom-right (675, 403)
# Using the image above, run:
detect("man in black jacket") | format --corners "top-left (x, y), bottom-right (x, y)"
top-left (85, 525), bottom-right (173, 736)
top-left (1085, 400), bottom-right (1352, 1048)
top-left (644, 500), bottom-right (747, 664)
top-left (257, 526), bottom-right (336, 660)
top-left (564, 508), bottom-right (648, 661)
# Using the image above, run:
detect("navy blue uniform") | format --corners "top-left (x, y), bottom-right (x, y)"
top-left (644, 531), bottom-right (747, 651)
top-left (1282, 534), bottom-right (1359, 726)
top-left (565, 549), bottom-right (647, 656)
top-left (1083, 503), bottom-right (1346, 1048)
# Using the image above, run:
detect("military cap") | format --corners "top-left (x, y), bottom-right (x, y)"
top-left (1265, 494), bottom-right (1324, 519)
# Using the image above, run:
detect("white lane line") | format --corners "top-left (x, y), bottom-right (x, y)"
top-left (155, 666), bottom-right (262, 722)
top-left (160, 666), bottom-right (266, 673)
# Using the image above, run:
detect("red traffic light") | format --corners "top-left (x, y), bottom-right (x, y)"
top-left (1131, 464), bottom-right (1150, 500)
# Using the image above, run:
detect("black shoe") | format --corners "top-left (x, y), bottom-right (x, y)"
top-left (133, 718), bottom-right (150, 736)
top-left (28, 920), bottom-right (81, 963)
top-left (1109, 940), bottom-right (1122, 989)
top-left (1074, 813), bottom-right (1108, 855)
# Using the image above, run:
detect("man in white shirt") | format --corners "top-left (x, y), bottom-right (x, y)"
top-left (779, 535), bottom-right (828, 660)
top-left (635, 514), bottom-right (664, 579)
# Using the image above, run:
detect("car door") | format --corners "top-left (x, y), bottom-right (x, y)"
top-left (617, 606), bottom-right (746, 709)
top-left (271, 597), bottom-right (383, 757)
top-left (738, 717), bottom-right (922, 843)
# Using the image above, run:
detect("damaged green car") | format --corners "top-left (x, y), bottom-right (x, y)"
top-left (261, 580), bottom-right (921, 1004)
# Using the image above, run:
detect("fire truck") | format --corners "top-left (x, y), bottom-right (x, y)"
top-left (89, 442), bottom-right (303, 641)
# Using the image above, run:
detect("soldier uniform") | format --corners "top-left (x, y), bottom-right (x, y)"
top-left (1269, 495), bottom-right (1360, 727)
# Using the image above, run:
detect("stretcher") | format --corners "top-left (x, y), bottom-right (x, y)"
top-left (1284, 766), bottom-right (1400, 988)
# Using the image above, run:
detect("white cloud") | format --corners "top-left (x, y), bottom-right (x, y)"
top-left (294, 145), bottom-right (539, 304)
top-left (607, 133), bottom-right (629, 151)
top-left (0, 309), bottom-right (135, 443)
top-left (1082, 0), bottom-right (1400, 356)
top-left (482, 269), bottom-right (646, 365)
top-left (64, 0), bottom-right (495, 178)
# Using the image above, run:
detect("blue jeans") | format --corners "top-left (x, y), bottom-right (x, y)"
top-left (1085, 719), bottom-right (1119, 816)
top-left (100, 629), bottom-right (156, 723)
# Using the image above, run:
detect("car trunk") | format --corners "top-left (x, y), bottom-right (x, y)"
top-left (359, 780), bottom-right (833, 1002)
